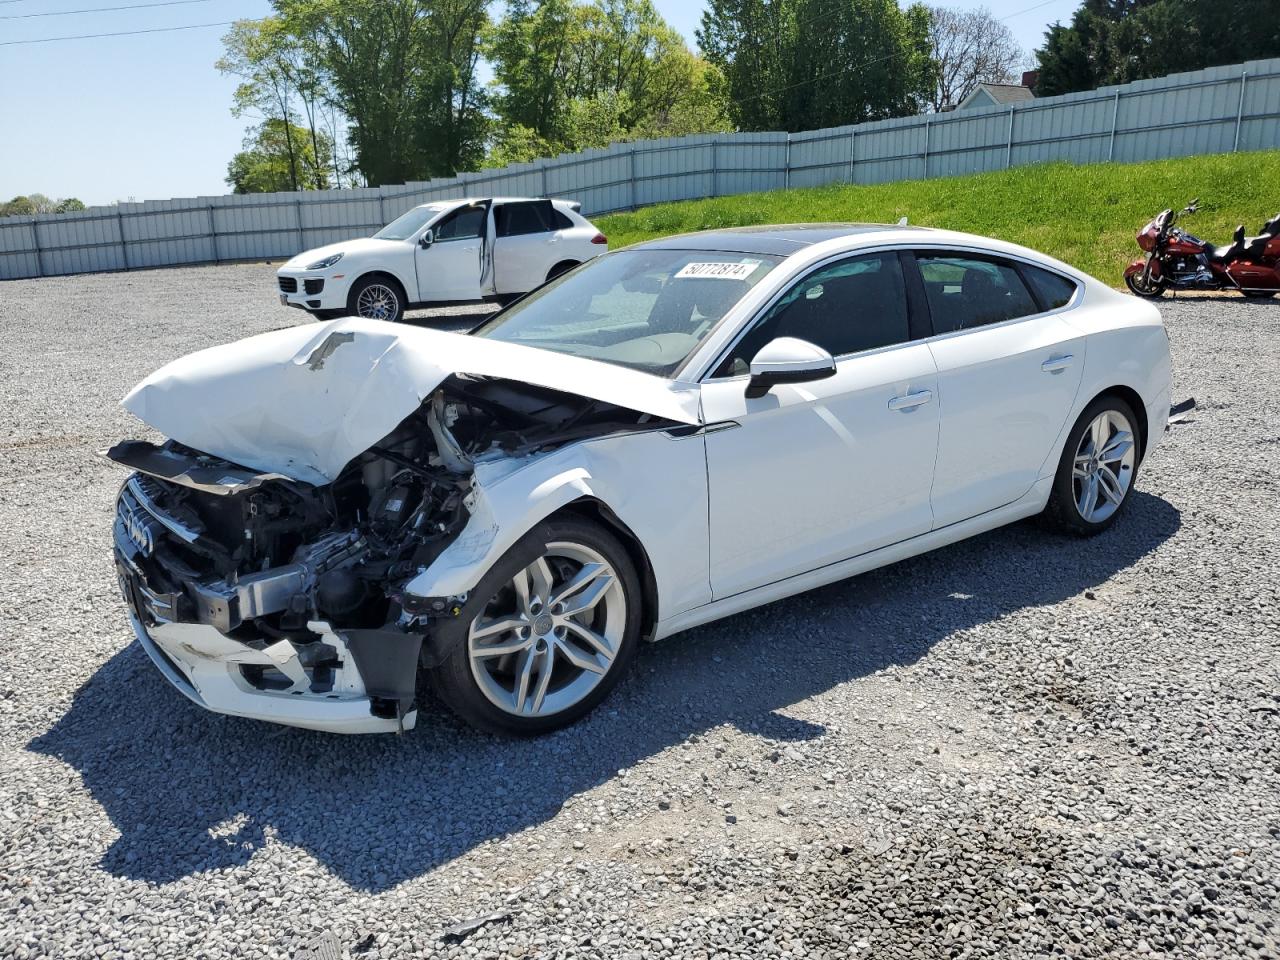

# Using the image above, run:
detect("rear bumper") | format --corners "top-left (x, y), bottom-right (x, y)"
top-left (1145, 384), bottom-right (1171, 461)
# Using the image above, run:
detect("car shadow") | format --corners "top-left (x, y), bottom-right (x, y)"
top-left (28, 492), bottom-right (1180, 891)
top-left (1161, 292), bottom-right (1280, 305)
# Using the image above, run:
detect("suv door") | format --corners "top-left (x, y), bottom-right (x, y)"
top-left (493, 200), bottom-right (560, 294)
top-left (912, 251), bottom-right (1085, 527)
top-left (415, 202), bottom-right (489, 302)
top-left (700, 251), bottom-right (940, 598)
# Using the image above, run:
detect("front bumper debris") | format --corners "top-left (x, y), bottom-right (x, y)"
top-left (114, 483), bottom-right (421, 735)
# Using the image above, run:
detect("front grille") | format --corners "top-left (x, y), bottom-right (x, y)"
top-left (278, 276), bottom-right (298, 293)
top-left (304, 278), bottom-right (324, 295)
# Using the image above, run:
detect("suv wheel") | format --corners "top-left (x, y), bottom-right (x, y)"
top-left (348, 276), bottom-right (405, 322)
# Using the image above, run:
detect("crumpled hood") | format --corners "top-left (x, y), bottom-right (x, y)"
top-left (282, 237), bottom-right (394, 269)
top-left (122, 317), bottom-right (701, 485)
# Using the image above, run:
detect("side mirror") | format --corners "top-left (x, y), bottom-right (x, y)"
top-left (419, 228), bottom-right (434, 249)
top-left (746, 337), bottom-right (836, 399)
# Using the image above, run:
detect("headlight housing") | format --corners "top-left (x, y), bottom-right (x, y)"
top-left (306, 252), bottom-right (344, 270)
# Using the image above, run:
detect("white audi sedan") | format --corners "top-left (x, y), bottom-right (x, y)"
top-left (112, 224), bottom-right (1171, 735)
top-left (276, 197), bottom-right (607, 322)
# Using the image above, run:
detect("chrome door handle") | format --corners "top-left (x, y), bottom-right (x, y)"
top-left (1041, 354), bottom-right (1074, 373)
top-left (888, 389), bottom-right (933, 411)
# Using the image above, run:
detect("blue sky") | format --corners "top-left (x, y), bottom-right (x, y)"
top-left (0, 0), bottom-right (1078, 206)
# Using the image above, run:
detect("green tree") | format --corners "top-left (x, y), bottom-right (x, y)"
top-left (226, 119), bottom-right (334, 193)
top-left (482, 124), bottom-right (558, 168)
top-left (1035, 0), bottom-right (1280, 96)
top-left (486, 0), bottom-right (731, 160)
top-left (487, 0), bottom-right (581, 143)
top-left (218, 19), bottom-right (309, 190)
top-left (699, 0), bottom-right (935, 133)
top-left (0, 194), bottom-right (86, 216)
top-left (274, 0), bottom-right (490, 185)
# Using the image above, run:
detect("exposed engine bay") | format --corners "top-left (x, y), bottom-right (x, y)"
top-left (109, 375), bottom-right (666, 725)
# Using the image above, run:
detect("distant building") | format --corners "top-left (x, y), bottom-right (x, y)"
top-left (955, 82), bottom-right (1036, 111)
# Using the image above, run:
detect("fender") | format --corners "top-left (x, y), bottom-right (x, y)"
top-left (402, 427), bottom-right (713, 621)
top-left (1054, 299), bottom-right (1172, 472)
top-left (352, 266), bottom-right (416, 303)
top-left (1124, 257), bottom-right (1161, 280)
top-left (404, 462), bottom-right (595, 601)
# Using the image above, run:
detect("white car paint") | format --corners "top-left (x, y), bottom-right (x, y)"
top-left (115, 224), bottom-right (1172, 733)
top-left (700, 340), bottom-right (940, 597)
top-left (276, 197), bottom-right (606, 317)
top-left (123, 318), bottom-right (699, 486)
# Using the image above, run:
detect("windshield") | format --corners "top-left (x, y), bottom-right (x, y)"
top-left (472, 249), bottom-right (782, 376)
top-left (374, 204), bottom-right (449, 241)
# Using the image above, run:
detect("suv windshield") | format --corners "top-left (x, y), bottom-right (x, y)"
top-left (374, 204), bottom-right (449, 241)
top-left (472, 249), bottom-right (782, 376)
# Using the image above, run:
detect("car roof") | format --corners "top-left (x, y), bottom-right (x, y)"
top-left (631, 223), bottom-right (933, 256)
top-left (417, 197), bottom-right (577, 209)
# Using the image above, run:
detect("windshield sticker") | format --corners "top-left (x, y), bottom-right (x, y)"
top-left (675, 261), bottom-right (759, 281)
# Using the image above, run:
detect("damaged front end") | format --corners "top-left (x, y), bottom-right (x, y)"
top-left (109, 372), bottom-right (672, 734)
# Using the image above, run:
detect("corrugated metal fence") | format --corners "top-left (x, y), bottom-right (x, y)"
top-left (3, 56), bottom-right (1278, 281)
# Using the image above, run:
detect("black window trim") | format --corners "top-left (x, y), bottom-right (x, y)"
top-left (430, 201), bottom-right (490, 244)
top-left (495, 199), bottom-right (557, 238)
top-left (905, 247), bottom-right (1082, 339)
top-left (701, 248), bottom-right (927, 382)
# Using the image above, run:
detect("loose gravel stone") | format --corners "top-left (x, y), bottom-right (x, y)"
top-left (0, 266), bottom-right (1277, 959)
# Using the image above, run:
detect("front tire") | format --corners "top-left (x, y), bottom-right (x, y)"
top-left (1043, 396), bottom-right (1140, 536)
top-left (347, 276), bottom-right (405, 322)
top-left (1124, 271), bottom-right (1166, 298)
top-left (430, 517), bottom-right (642, 736)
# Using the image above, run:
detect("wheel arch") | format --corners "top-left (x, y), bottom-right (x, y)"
top-left (1086, 385), bottom-right (1150, 461)
top-left (551, 497), bottom-right (660, 642)
top-left (349, 269), bottom-right (410, 309)
top-left (546, 259), bottom-right (581, 283)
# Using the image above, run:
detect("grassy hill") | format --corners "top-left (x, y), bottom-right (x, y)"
top-left (597, 150), bottom-right (1280, 285)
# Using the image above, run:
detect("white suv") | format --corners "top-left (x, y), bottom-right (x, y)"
top-left (277, 197), bottom-right (608, 322)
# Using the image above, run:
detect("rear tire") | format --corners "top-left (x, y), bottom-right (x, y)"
top-left (347, 275), bottom-right (405, 323)
top-left (1241, 290), bottom-right (1278, 299)
top-left (546, 260), bottom-right (581, 283)
top-left (429, 517), bottom-right (642, 736)
top-left (1043, 396), bottom-right (1141, 536)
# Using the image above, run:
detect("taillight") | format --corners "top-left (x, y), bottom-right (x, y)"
top-left (591, 232), bottom-right (608, 245)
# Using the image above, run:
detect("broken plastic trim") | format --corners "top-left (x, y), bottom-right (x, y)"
top-left (1168, 396), bottom-right (1196, 427)
top-left (104, 439), bottom-right (300, 496)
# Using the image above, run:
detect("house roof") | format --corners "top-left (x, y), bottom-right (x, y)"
top-left (958, 82), bottom-right (1035, 110)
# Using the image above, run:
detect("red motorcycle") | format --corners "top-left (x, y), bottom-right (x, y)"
top-left (1124, 200), bottom-right (1280, 299)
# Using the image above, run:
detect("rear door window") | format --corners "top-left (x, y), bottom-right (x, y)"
top-left (915, 254), bottom-right (1039, 333)
top-left (496, 201), bottom-right (556, 237)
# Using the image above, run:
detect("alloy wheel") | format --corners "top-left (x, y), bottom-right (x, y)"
top-left (355, 283), bottom-right (399, 320)
top-left (1073, 409), bottom-right (1136, 524)
top-left (467, 542), bottom-right (625, 718)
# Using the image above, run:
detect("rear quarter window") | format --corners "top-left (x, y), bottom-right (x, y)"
top-left (1023, 265), bottom-right (1079, 310)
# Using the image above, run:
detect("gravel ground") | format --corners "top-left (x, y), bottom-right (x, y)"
top-left (0, 262), bottom-right (1277, 960)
